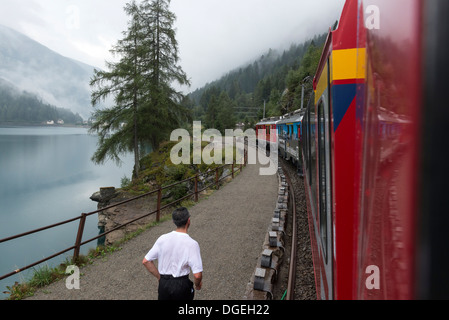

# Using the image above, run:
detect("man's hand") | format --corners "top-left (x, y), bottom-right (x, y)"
top-left (142, 258), bottom-right (160, 281)
top-left (193, 272), bottom-right (202, 290)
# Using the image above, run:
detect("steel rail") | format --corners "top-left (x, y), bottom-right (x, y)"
top-left (0, 216), bottom-right (82, 244)
top-left (283, 166), bottom-right (298, 300)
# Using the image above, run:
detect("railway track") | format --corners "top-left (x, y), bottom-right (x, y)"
top-left (280, 158), bottom-right (316, 300)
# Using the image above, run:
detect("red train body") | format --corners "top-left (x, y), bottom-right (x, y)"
top-left (301, 0), bottom-right (449, 299)
top-left (255, 118), bottom-right (279, 151)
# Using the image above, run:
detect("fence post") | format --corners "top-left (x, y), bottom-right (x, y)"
top-left (232, 163), bottom-right (235, 179)
top-left (73, 213), bottom-right (87, 263)
top-left (215, 168), bottom-right (219, 190)
top-left (194, 175), bottom-right (199, 202)
top-left (157, 187), bottom-right (162, 222)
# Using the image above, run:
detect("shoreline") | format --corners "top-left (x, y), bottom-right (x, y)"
top-left (0, 123), bottom-right (91, 129)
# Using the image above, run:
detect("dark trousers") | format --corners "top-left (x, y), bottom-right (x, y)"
top-left (158, 275), bottom-right (194, 300)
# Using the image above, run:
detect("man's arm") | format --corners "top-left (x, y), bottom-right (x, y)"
top-left (142, 258), bottom-right (160, 281)
top-left (193, 272), bottom-right (202, 290)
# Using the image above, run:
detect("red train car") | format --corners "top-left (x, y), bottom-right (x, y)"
top-left (255, 117), bottom-right (279, 151)
top-left (302, 0), bottom-right (449, 299)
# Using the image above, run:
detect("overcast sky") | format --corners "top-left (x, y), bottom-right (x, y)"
top-left (0, 0), bottom-right (345, 92)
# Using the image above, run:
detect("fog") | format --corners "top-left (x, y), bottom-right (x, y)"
top-left (0, 0), bottom-right (345, 93)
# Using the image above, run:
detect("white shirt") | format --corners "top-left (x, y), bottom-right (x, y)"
top-left (145, 231), bottom-right (203, 278)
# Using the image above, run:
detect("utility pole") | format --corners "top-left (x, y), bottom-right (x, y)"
top-left (301, 85), bottom-right (305, 110)
top-left (300, 76), bottom-right (312, 110)
top-left (263, 100), bottom-right (266, 118)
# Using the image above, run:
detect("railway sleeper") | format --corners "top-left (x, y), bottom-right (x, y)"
top-left (244, 168), bottom-right (289, 300)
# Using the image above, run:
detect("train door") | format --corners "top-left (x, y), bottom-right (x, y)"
top-left (297, 122), bottom-right (303, 175)
top-left (317, 69), bottom-right (333, 300)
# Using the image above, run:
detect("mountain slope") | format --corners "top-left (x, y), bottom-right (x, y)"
top-left (0, 78), bottom-right (83, 124)
top-left (187, 32), bottom-right (327, 125)
top-left (0, 24), bottom-right (96, 119)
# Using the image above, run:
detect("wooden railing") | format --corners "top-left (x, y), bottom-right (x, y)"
top-left (0, 151), bottom-right (247, 282)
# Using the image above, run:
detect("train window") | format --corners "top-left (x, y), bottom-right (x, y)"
top-left (303, 110), bottom-right (309, 173)
top-left (318, 101), bottom-right (327, 258)
top-left (306, 92), bottom-right (315, 188)
top-left (309, 106), bottom-right (317, 208)
top-left (317, 98), bottom-right (331, 262)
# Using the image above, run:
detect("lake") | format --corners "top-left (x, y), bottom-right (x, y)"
top-left (0, 126), bottom-right (134, 298)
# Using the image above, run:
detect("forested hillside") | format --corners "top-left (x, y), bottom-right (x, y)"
top-left (0, 79), bottom-right (83, 125)
top-left (186, 32), bottom-right (327, 132)
top-left (0, 24), bottom-right (96, 120)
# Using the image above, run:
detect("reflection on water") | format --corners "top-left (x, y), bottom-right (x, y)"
top-left (0, 126), bottom-right (134, 298)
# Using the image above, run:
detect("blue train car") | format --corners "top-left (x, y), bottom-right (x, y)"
top-left (277, 109), bottom-right (305, 173)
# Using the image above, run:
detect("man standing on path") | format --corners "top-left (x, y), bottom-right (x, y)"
top-left (142, 207), bottom-right (203, 300)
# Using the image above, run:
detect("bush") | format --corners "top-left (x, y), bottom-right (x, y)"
top-left (121, 175), bottom-right (132, 188)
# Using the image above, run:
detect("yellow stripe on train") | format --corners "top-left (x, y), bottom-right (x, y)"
top-left (332, 48), bottom-right (366, 81)
top-left (315, 59), bottom-right (329, 104)
top-left (314, 48), bottom-right (366, 104)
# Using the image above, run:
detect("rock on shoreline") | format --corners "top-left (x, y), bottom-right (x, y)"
top-left (90, 187), bottom-right (158, 246)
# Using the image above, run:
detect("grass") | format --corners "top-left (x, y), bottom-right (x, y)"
top-left (4, 261), bottom-right (70, 300)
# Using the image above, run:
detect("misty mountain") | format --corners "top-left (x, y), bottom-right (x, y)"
top-left (0, 24), bottom-right (96, 119)
top-left (0, 77), bottom-right (83, 124)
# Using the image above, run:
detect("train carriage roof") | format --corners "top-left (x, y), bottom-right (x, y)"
top-left (278, 109), bottom-right (305, 125)
top-left (255, 117), bottom-right (281, 126)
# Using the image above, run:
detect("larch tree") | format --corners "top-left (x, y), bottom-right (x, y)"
top-left (89, 0), bottom-right (190, 179)
top-left (138, 0), bottom-right (191, 148)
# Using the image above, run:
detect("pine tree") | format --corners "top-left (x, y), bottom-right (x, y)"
top-left (215, 92), bottom-right (236, 135)
top-left (89, 0), bottom-right (190, 179)
top-left (138, 0), bottom-right (191, 149)
top-left (90, 1), bottom-right (145, 179)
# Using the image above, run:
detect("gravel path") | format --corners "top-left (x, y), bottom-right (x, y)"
top-left (27, 161), bottom-right (278, 300)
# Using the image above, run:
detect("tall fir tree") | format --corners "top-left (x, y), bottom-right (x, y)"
top-left (138, 0), bottom-right (191, 149)
top-left (90, 0), bottom-right (190, 179)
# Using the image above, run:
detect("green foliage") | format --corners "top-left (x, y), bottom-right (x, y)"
top-left (283, 42), bottom-right (324, 113)
top-left (28, 265), bottom-right (64, 288)
top-left (134, 141), bottom-right (195, 191)
top-left (203, 91), bottom-right (236, 134)
top-left (122, 137), bottom-right (238, 202)
top-left (121, 175), bottom-right (132, 188)
top-left (3, 281), bottom-right (33, 300)
top-left (3, 263), bottom-right (67, 300)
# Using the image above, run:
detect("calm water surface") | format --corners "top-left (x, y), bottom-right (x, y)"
top-left (0, 126), bottom-right (134, 297)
